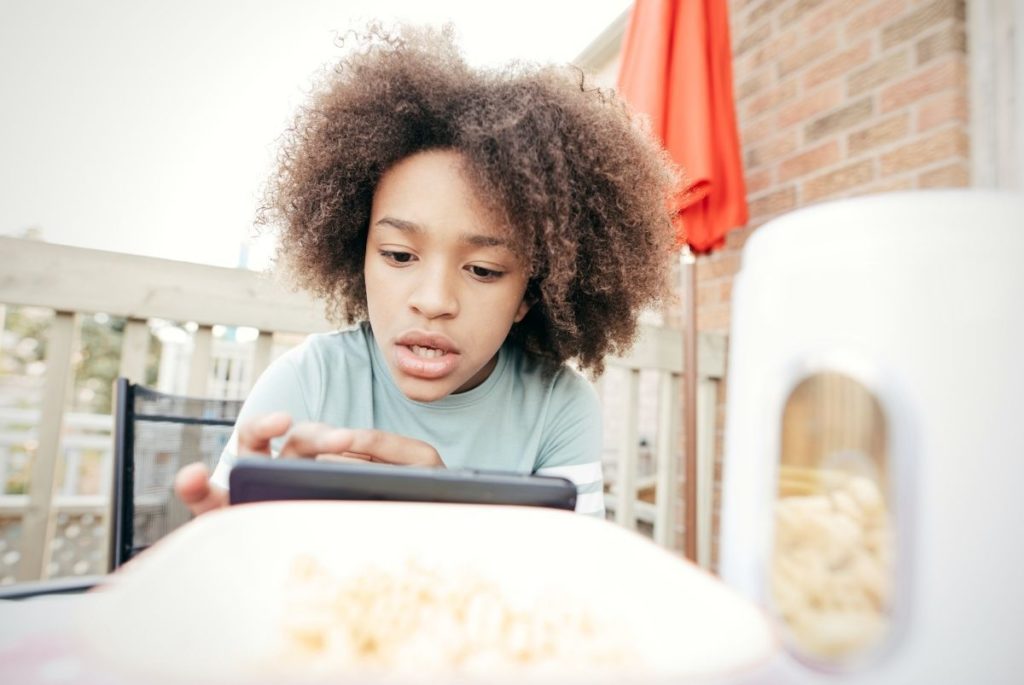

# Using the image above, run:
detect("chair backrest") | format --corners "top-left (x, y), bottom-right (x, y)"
top-left (110, 378), bottom-right (243, 569)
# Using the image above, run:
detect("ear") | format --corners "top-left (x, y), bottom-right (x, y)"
top-left (513, 297), bottom-right (531, 323)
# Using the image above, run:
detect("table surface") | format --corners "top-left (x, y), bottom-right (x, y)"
top-left (0, 587), bottom-right (802, 685)
top-left (1, 592), bottom-right (94, 644)
top-left (0, 592), bottom-right (133, 685)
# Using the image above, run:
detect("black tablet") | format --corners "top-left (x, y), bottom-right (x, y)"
top-left (227, 458), bottom-right (577, 510)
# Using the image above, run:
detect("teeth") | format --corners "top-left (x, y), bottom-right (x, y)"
top-left (410, 345), bottom-right (444, 359)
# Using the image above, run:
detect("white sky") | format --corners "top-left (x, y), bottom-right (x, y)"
top-left (0, 0), bottom-right (631, 269)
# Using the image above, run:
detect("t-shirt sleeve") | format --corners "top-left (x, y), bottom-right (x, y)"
top-left (532, 368), bottom-right (605, 517)
top-left (208, 340), bottom-right (322, 490)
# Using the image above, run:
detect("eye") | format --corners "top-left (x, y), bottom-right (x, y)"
top-left (467, 265), bottom-right (504, 281)
top-left (380, 250), bottom-right (415, 265)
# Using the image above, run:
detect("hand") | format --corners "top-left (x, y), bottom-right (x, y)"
top-left (174, 411), bottom-right (293, 517)
top-left (247, 414), bottom-right (442, 466)
top-left (174, 413), bottom-right (444, 516)
top-left (174, 462), bottom-right (227, 515)
top-left (307, 427), bottom-right (444, 467)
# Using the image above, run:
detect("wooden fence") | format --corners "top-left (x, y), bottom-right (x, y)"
top-left (0, 235), bottom-right (725, 582)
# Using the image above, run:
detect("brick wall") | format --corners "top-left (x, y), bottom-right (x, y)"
top-left (720, 0), bottom-right (969, 321)
top-left (579, 0), bottom-right (971, 568)
top-left (700, 0), bottom-right (970, 566)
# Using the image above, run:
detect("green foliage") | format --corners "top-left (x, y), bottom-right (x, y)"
top-left (73, 315), bottom-right (125, 414)
top-left (1, 306), bottom-right (165, 494)
top-left (72, 315), bottom-right (164, 414)
top-left (0, 306), bottom-right (52, 375)
top-left (1, 307), bottom-right (163, 414)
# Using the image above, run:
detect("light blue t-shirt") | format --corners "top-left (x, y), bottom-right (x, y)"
top-left (211, 322), bottom-right (605, 515)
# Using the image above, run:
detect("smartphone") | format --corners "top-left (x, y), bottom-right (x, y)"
top-left (228, 457), bottom-right (577, 510)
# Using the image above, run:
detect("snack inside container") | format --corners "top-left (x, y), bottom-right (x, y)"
top-left (770, 370), bottom-right (895, 670)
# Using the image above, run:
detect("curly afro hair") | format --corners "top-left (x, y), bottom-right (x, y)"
top-left (261, 25), bottom-right (679, 375)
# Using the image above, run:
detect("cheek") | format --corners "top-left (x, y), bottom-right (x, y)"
top-left (507, 279), bottom-right (531, 318)
top-left (482, 286), bottom-right (530, 329)
top-left (480, 281), bottom-right (525, 310)
top-left (362, 260), bottom-right (386, 304)
top-left (513, 298), bottom-right (530, 323)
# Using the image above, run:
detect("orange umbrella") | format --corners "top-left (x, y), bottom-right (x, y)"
top-left (617, 0), bottom-right (748, 564)
top-left (617, 0), bottom-right (748, 252)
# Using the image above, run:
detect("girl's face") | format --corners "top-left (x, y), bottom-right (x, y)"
top-left (364, 149), bottom-right (530, 402)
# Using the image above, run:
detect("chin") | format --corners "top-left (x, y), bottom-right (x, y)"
top-left (397, 380), bottom-right (453, 403)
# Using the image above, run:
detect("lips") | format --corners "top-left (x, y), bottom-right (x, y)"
top-left (393, 330), bottom-right (461, 380)
top-left (395, 331), bottom-right (460, 354)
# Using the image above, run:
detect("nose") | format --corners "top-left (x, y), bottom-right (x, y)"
top-left (408, 265), bottom-right (459, 319)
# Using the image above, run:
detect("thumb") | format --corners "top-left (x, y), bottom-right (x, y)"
top-left (174, 462), bottom-right (211, 504)
top-left (174, 462), bottom-right (227, 514)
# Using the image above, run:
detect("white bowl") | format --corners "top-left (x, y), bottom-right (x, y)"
top-left (77, 502), bottom-right (775, 683)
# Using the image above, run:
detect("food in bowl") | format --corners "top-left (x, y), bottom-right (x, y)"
top-left (277, 554), bottom-right (638, 679)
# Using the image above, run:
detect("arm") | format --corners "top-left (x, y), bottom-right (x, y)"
top-left (176, 346), bottom-right (317, 515)
top-left (175, 415), bottom-right (445, 515)
top-left (208, 345), bottom-right (320, 489)
top-left (175, 419), bottom-right (444, 515)
top-left (532, 368), bottom-right (606, 517)
top-left (175, 340), bottom-right (442, 516)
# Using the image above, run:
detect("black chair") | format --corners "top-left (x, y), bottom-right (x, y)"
top-left (110, 378), bottom-right (243, 570)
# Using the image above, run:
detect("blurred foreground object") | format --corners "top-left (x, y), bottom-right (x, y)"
top-left (78, 502), bottom-right (774, 683)
top-left (720, 190), bottom-right (1024, 681)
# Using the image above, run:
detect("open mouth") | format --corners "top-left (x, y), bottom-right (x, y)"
top-left (393, 331), bottom-right (462, 381)
top-left (408, 344), bottom-right (446, 359)
top-left (394, 343), bottom-right (461, 380)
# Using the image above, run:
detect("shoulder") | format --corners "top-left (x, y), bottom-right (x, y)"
top-left (504, 347), bottom-right (601, 440)
top-left (239, 323), bottom-right (380, 425)
top-left (506, 347), bottom-right (598, 403)
top-left (255, 323), bottom-right (373, 403)
top-left (524, 358), bottom-right (605, 515)
top-left (547, 364), bottom-right (601, 438)
top-left (301, 321), bottom-right (373, 354)
top-left (549, 364), bottom-right (599, 406)
top-left (292, 322), bottom-right (374, 371)
top-left (520, 351), bottom-right (600, 420)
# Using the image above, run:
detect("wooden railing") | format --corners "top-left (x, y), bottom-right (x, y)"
top-left (598, 324), bottom-right (725, 565)
top-left (0, 235), bottom-right (725, 582)
top-left (1, 235), bottom-right (334, 582)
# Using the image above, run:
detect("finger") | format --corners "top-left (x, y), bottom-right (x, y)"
top-left (279, 423), bottom-right (361, 459)
top-left (314, 453), bottom-right (375, 464)
top-left (332, 429), bottom-right (443, 467)
top-left (174, 462), bottom-right (210, 505)
top-left (236, 412), bottom-right (292, 456)
top-left (189, 484), bottom-right (228, 515)
top-left (173, 462), bottom-right (228, 515)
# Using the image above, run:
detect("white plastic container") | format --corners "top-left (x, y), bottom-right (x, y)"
top-left (719, 190), bottom-right (1024, 683)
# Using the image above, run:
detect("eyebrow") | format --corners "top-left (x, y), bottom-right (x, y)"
top-left (374, 216), bottom-right (509, 249)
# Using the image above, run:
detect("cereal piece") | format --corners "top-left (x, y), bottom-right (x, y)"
top-left (275, 556), bottom-right (638, 676)
top-left (846, 476), bottom-right (884, 517)
top-left (772, 473), bottom-right (893, 662)
top-left (831, 489), bottom-right (864, 524)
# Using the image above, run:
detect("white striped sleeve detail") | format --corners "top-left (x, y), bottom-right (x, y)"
top-left (574, 490), bottom-right (605, 515)
top-left (535, 462), bottom-right (604, 516)
top-left (534, 461), bottom-right (603, 486)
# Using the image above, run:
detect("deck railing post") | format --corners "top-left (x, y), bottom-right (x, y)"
top-left (187, 325), bottom-right (214, 398)
top-left (614, 369), bottom-right (641, 529)
top-left (252, 331), bottom-right (274, 381)
top-left (118, 318), bottom-right (150, 383)
top-left (654, 371), bottom-right (681, 548)
top-left (696, 378), bottom-right (719, 570)
top-left (20, 311), bottom-right (77, 581)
